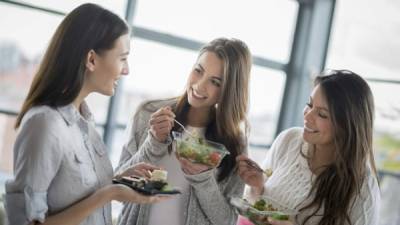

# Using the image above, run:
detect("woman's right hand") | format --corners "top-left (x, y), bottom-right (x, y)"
top-left (149, 106), bottom-right (175, 142)
top-left (107, 184), bottom-right (169, 204)
top-left (236, 154), bottom-right (265, 194)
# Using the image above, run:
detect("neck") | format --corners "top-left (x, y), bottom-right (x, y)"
top-left (72, 88), bottom-right (90, 113)
top-left (187, 106), bottom-right (212, 127)
top-left (309, 143), bottom-right (335, 175)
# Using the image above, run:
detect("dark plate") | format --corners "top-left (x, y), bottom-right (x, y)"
top-left (112, 178), bottom-right (181, 196)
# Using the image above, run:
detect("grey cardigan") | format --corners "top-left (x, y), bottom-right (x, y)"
top-left (116, 99), bottom-right (246, 225)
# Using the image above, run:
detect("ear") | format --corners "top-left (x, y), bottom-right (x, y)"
top-left (85, 50), bottom-right (96, 72)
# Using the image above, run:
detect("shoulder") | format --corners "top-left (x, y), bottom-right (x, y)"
top-left (134, 98), bottom-right (177, 118)
top-left (274, 127), bottom-right (303, 147)
top-left (20, 106), bottom-right (63, 132)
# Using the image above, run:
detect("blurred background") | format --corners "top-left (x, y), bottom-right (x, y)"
top-left (0, 0), bottom-right (399, 224)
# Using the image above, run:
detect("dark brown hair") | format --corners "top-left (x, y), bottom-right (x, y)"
top-left (173, 38), bottom-right (252, 181)
top-left (15, 3), bottom-right (129, 128)
top-left (300, 70), bottom-right (377, 225)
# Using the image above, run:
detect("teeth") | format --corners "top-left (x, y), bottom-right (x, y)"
top-left (114, 80), bottom-right (119, 86)
top-left (304, 126), bottom-right (317, 133)
top-left (193, 89), bottom-right (206, 99)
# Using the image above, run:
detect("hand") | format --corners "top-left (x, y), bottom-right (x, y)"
top-left (236, 154), bottom-right (265, 193)
top-left (176, 153), bottom-right (211, 175)
top-left (109, 184), bottom-right (170, 204)
top-left (268, 217), bottom-right (294, 225)
top-left (149, 106), bottom-right (175, 142)
top-left (114, 162), bottom-right (160, 179)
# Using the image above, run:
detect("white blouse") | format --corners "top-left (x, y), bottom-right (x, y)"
top-left (245, 127), bottom-right (380, 225)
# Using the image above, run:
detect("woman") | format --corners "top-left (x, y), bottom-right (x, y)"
top-left (237, 70), bottom-right (380, 225)
top-left (116, 38), bottom-right (252, 225)
top-left (5, 4), bottom-right (166, 225)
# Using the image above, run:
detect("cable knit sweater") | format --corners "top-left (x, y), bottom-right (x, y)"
top-left (245, 127), bottom-right (380, 225)
top-left (115, 99), bottom-right (246, 225)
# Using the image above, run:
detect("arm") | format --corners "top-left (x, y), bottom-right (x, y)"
top-left (37, 184), bottom-right (164, 225)
top-left (116, 106), bottom-right (173, 173)
top-left (185, 169), bottom-right (245, 225)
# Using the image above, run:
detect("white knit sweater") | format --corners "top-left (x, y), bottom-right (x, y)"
top-left (245, 127), bottom-right (380, 225)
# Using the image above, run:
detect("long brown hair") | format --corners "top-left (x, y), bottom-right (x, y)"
top-left (173, 38), bottom-right (252, 181)
top-left (15, 3), bottom-right (129, 128)
top-left (300, 70), bottom-right (377, 225)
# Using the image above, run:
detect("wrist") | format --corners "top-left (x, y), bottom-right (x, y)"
top-left (251, 184), bottom-right (264, 196)
top-left (97, 185), bottom-right (115, 203)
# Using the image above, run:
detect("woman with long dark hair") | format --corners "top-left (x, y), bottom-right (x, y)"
top-left (237, 70), bottom-right (380, 225)
top-left (5, 4), bottom-right (165, 225)
top-left (116, 38), bottom-right (252, 225)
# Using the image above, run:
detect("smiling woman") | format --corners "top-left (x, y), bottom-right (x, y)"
top-left (237, 70), bottom-right (380, 225)
top-left (4, 3), bottom-right (166, 225)
top-left (116, 37), bottom-right (252, 225)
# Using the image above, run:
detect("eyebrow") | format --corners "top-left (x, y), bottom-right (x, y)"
top-left (309, 96), bottom-right (329, 112)
top-left (197, 63), bottom-right (223, 81)
top-left (120, 51), bottom-right (130, 56)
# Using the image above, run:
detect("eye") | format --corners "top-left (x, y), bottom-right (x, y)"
top-left (194, 68), bottom-right (201, 74)
top-left (306, 102), bottom-right (312, 108)
top-left (318, 111), bottom-right (328, 119)
top-left (121, 57), bottom-right (128, 62)
top-left (211, 79), bottom-right (221, 87)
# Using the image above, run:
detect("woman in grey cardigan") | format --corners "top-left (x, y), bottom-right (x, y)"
top-left (116, 38), bottom-right (252, 225)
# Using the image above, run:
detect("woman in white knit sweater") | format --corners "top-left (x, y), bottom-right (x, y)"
top-left (237, 70), bottom-right (380, 225)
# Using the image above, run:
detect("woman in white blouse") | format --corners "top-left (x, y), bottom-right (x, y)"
top-left (237, 70), bottom-right (380, 225)
top-left (4, 3), bottom-right (166, 225)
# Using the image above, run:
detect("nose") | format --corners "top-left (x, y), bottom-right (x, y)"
top-left (303, 106), bottom-right (313, 122)
top-left (121, 63), bottom-right (129, 76)
top-left (195, 76), bottom-right (207, 91)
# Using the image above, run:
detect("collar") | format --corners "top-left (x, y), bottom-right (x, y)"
top-left (56, 101), bottom-right (93, 126)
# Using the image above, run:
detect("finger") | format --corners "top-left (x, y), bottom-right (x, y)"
top-left (161, 106), bottom-right (175, 118)
top-left (150, 115), bottom-right (174, 125)
top-left (136, 162), bottom-right (160, 171)
top-left (236, 154), bottom-right (250, 162)
top-left (151, 122), bottom-right (172, 132)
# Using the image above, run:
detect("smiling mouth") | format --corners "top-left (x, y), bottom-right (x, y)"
top-left (192, 88), bottom-right (207, 99)
top-left (304, 126), bottom-right (318, 133)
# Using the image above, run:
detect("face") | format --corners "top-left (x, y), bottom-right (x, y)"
top-left (87, 34), bottom-right (130, 96)
top-left (303, 84), bottom-right (334, 149)
top-left (186, 51), bottom-right (223, 109)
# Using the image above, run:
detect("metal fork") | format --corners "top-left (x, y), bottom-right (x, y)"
top-left (244, 160), bottom-right (273, 177)
top-left (174, 119), bottom-right (197, 138)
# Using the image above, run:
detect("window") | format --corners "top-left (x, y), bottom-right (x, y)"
top-left (326, 0), bottom-right (400, 173)
top-left (134, 0), bottom-right (298, 62)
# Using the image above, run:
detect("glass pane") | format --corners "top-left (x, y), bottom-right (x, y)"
top-left (249, 67), bottom-right (286, 146)
top-left (134, 0), bottom-right (298, 62)
top-left (15, 0), bottom-right (127, 16)
top-left (370, 82), bottom-right (400, 173)
top-left (0, 4), bottom-right (63, 112)
top-left (116, 38), bottom-right (197, 124)
top-left (0, 4), bottom-right (110, 123)
top-left (326, 0), bottom-right (400, 81)
top-left (0, 114), bottom-right (16, 181)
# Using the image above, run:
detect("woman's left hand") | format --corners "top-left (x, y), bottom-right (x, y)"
top-left (176, 153), bottom-right (211, 175)
top-left (268, 218), bottom-right (294, 225)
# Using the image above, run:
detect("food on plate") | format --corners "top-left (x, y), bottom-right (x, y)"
top-left (114, 169), bottom-right (180, 195)
top-left (172, 131), bottom-right (229, 167)
top-left (230, 197), bottom-right (297, 225)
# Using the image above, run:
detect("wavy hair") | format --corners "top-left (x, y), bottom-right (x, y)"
top-left (300, 70), bottom-right (377, 225)
top-left (172, 38), bottom-right (252, 181)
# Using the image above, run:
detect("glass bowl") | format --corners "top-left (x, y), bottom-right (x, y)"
top-left (172, 131), bottom-right (230, 167)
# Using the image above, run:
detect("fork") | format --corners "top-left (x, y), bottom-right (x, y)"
top-left (244, 159), bottom-right (273, 177)
top-left (173, 119), bottom-right (197, 138)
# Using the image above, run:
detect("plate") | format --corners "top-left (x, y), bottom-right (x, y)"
top-left (230, 196), bottom-right (298, 225)
top-left (112, 176), bottom-right (181, 196)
